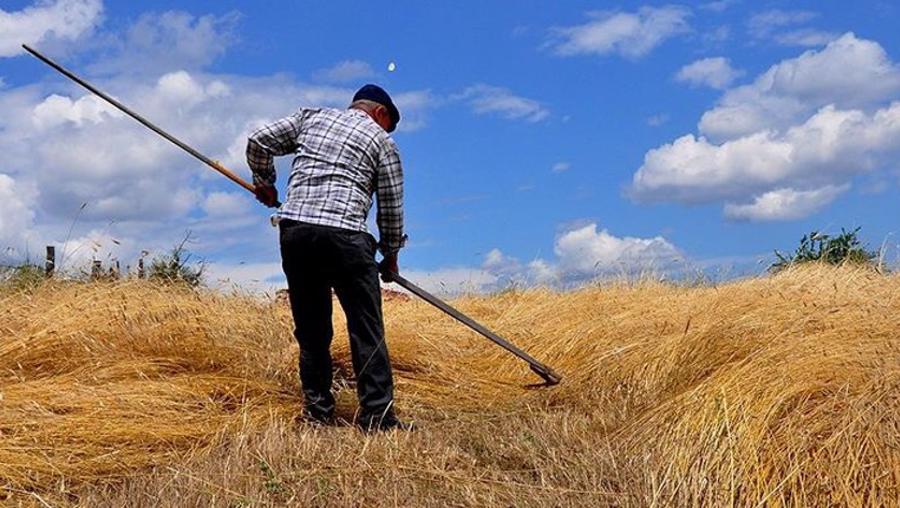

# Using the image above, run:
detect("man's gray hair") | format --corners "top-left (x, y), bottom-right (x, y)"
top-left (350, 99), bottom-right (385, 112)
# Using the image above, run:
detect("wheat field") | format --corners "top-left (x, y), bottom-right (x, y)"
top-left (0, 265), bottom-right (898, 506)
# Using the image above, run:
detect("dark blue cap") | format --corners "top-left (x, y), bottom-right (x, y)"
top-left (352, 84), bottom-right (400, 132)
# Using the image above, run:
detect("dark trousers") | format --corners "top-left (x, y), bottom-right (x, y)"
top-left (279, 219), bottom-right (394, 421)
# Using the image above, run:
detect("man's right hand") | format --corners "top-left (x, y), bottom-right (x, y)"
top-left (254, 184), bottom-right (279, 208)
top-left (379, 253), bottom-right (399, 283)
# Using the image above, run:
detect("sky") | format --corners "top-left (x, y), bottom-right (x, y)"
top-left (1, 0), bottom-right (899, 293)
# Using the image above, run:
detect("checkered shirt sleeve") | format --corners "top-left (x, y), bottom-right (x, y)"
top-left (245, 113), bottom-right (304, 187)
top-left (376, 139), bottom-right (406, 255)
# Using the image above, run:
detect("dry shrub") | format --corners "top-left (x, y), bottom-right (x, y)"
top-left (0, 265), bottom-right (898, 506)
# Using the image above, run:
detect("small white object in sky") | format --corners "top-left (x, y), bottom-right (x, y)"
top-left (387, 62), bottom-right (397, 72)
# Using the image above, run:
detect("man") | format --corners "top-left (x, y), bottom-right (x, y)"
top-left (246, 84), bottom-right (411, 432)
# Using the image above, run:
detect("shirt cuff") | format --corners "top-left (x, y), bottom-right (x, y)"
top-left (379, 234), bottom-right (408, 256)
top-left (252, 172), bottom-right (276, 187)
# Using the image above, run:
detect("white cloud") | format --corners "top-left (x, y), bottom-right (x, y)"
top-left (482, 248), bottom-right (506, 270)
top-left (157, 70), bottom-right (214, 103)
top-left (703, 26), bottom-right (731, 44)
top-left (724, 185), bottom-right (849, 222)
top-left (631, 102), bottom-right (900, 213)
top-left (551, 223), bottom-right (681, 278)
top-left (469, 224), bottom-right (684, 290)
top-left (481, 248), bottom-right (523, 279)
top-left (699, 33), bottom-right (900, 140)
top-left (527, 259), bottom-right (557, 285)
top-left (551, 161), bottom-right (571, 173)
top-left (0, 3), bottom-right (458, 291)
top-left (0, 0), bottom-right (103, 58)
top-left (88, 10), bottom-right (240, 75)
top-left (638, 102), bottom-right (900, 197)
top-left (647, 113), bottom-right (669, 126)
top-left (204, 261), bottom-right (284, 294)
top-left (32, 93), bottom-right (121, 129)
top-left (0, 6), bottom-right (437, 280)
top-left (314, 60), bottom-right (374, 83)
top-left (701, 0), bottom-right (738, 13)
top-left (0, 175), bottom-right (37, 249)
top-left (747, 9), bottom-right (838, 47)
top-left (55, 229), bottom-right (137, 272)
top-left (675, 57), bottom-right (744, 90)
top-left (203, 191), bottom-right (253, 218)
top-left (457, 84), bottom-right (549, 123)
top-left (748, 9), bottom-right (817, 35)
top-left (382, 223), bottom-right (685, 294)
top-left (387, 267), bottom-right (499, 296)
top-left (1, 68), bottom-right (432, 222)
top-left (773, 29), bottom-right (840, 48)
top-left (631, 36), bottom-right (900, 221)
top-left (393, 89), bottom-right (437, 132)
top-left (548, 6), bottom-right (691, 59)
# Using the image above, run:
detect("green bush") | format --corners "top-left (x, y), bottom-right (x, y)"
top-left (0, 264), bottom-right (46, 292)
top-left (147, 234), bottom-right (205, 287)
top-left (771, 227), bottom-right (876, 272)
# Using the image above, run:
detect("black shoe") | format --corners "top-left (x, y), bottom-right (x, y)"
top-left (358, 411), bottom-right (416, 433)
top-left (302, 408), bottom-right (336, 427)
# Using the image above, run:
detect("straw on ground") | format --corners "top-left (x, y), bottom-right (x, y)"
top-left (0, 265), bottom-right (898, 506)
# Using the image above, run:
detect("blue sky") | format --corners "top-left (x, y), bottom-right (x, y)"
top-left (1, 1), bottom-right (898, 292)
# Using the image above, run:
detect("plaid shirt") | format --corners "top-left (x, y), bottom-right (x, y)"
top-left (246, 107), bottom-right (406, 255)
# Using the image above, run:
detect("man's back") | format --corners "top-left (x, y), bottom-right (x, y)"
top-left (246, 107), bottom-right (405, 255)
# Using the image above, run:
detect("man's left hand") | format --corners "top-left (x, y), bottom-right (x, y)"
top-left (254, 184), bottom-right (279, 208)
top-left (379, 253), bottom-right (399, 283)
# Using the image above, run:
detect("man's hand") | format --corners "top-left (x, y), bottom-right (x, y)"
top-left (254, 184), bottom-right (279, 208)
top-left (379, 253), bottom-right (399, 283)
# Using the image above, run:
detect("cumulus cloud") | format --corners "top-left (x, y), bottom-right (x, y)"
top-left (388, 223), bottom-right (683, 295)
top-left (482, 248), bottom-right (509, 271)
top-left (630, 34), bottom-right (900, 221)
top-left (772, 29), bottom-right (840, 48)
top-left (724, 185), bottom-right (849, 222)
top-left (632, 103), bottom-right (900, 204)
top-left (699, 34), bottom-right (900, 141)
top-left (457, 84), bottom-right (549, 123)
top-left (0, 0), bottom-right (103, 58)
top-left (647, 113), bottom-right (669, 126)
top-left (88, 10), bottom-right (240, 75)
top-left (2, 67), bottom-right (434, 221)
top-left (55, 229), bottom-right (137, 272)
top-left (314, 60), bottom-right (375, 83)
top-left (550, 223), bottom-right (681, 278)
top-left (701, 0), bottom-right (738, 13)
top-left (31, 93), bottom-right (122, 128)
top-left (548, 6), bottom-right (691, 59)
top-left (2, 74), bottom-right (241, 221)
top-left (551, 162), bottom-right (571, 173)
top-left (0, 9), bottom-right (438, 279)
top-left (204, 261), bottom-right (284, 294)
top-left (203, 191), bottom-right (253, 218)
top-left (393, 90), bottom-right (437, 132)
top-left (473, 224), bottom-right (683, 290)
top-left (747, 9), bottom-right (838, 47)
top-left (387, 267), bottom-right (499, 296)
top-left (0, 175), bottom-right (37, 249)
top-left (675, 57), bottom-right (744, 90)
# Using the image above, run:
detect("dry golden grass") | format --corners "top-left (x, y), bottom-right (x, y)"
top-left (1, 265), bottom-right (898, 506)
